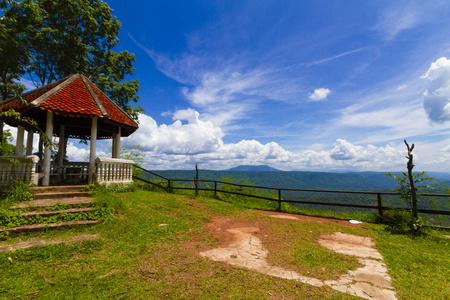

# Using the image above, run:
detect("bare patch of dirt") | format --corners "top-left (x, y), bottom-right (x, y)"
top-left (0, 234), bottom-right (100, 252)
top-left (262, 211), bottom-right (365, 228)
top-left (200, 217), bottom-right (396, 300)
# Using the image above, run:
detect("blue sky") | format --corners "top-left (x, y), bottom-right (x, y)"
top-left (16, 0), bottom-right (450, 171)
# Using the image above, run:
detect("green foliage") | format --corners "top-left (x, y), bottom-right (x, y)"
top-left (0, 180), bottom-right (33, 208)
top-left (0, 128), bottom-right (16, 156)
top-left (380, 208), bottom-right (415, 231)
top-left (120, 145), bottom-right (145, 177)
top-left (385, 171), bottom-right (434, 230)
top-left (0, 202), bottom-right (113, 229)
top-left (0, 9), bottom-right (27, 101)
top-left (136, 179), bottom-right (169, 192)
top-left (1, 0), bottom-right (142, 118)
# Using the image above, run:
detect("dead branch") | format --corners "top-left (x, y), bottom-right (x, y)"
top-left (13, 289), bottom-right (41, 300)
top-left (42, 272), bottom-right (57, 285)
top-left (404, 140), bottom-right (418, 219)
top-left (105, 290), bottom-right (129, 297)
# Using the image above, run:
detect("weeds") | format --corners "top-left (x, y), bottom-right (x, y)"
top-left (0, 180), bottom-right (33, 208)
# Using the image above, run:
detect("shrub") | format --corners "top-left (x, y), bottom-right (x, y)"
top-left (381, 208), bottom-right (416, 231)
top-left (0, 180), bottom-right (33, 208)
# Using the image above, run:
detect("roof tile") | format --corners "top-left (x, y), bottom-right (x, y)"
top-left (1, 74), bottom-right (138, 129)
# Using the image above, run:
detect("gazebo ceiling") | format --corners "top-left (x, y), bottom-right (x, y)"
top-left (0, 73), bottom-right (139, 139)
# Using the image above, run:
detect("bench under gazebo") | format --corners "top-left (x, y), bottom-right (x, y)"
top-left (0, 73), bottom-right (139, 187)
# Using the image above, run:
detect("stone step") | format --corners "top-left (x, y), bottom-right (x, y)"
top-left (33, 191), bottom-right (90, 200)
top-left (31, 185), bottom-right (88, 193)
top-left (20, 207), bottom-right (93, 217)
top-left (0, 220), bottom-right (101, 235)
top-left (0, 234), bottom-right (100, 252)
top-left (11, 197), bottom-right (93, 209)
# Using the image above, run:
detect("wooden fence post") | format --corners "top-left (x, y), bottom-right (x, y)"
top-left (214, 181), bottom-right (217, 197)
top-left (278, 189), bottom-right (282, 211)
top-left (194, 164), bottom-right (199, 197)
top-left (377, 193), bottom-right (383, 219)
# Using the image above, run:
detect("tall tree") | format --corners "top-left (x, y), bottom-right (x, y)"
top-left (0, 7), bottom-right (28, 155)
top-left (1, 0), bottom-right (143, 118)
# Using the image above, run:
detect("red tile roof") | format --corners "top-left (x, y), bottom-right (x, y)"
top-left (1, 74), bottom-right (138, 128)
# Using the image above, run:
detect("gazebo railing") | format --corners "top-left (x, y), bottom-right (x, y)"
top-left (50, 161), bottom-right (89, 185)
top-left (0, 155), bottom-right (40, 187)
top-left (95, 157), bottom-right (134, 186)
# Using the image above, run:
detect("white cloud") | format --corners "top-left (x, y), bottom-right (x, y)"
top-left (123, 112), bottom-right (224, 155)
top-left (304, 48), bottom-right (367, 66)
top-left (309, 88), bottom-right (331, 101)
top-left (172, 108), bottom-right (200, 124)
top-left (5, 112), bottom-right (446, 171)
top-left (421, 57), bottom-right (450, 123)
top-left (121, 113), bottom-right (408, 171)
top-left (131, 36), bottom-right (304, 127)
top-left (396, 84), bottom-right (407, 91)
top-left (374, 4), bottom-right (419, 40)
top-left (66, 142), bottom-right (90, 161)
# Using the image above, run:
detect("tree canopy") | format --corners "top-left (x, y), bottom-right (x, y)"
top-left (0, 0), bottom-right (143, 119)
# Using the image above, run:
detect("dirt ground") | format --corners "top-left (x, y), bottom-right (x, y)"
top-left (200, 212), bottom-right (397, 300)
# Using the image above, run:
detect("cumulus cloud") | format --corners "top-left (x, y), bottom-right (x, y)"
top-left (421, 57), bottom-right (450, 123)
top-left (309, 88), bottom-right (331, 101)
top-left (64, 142), bottom-right (109, 162)
top-left (121, 114), bottom-right (406, 171)
top-left (172, 108), bottom-right (200, 124)
top-left (123, 112), bottom-right (224, 155)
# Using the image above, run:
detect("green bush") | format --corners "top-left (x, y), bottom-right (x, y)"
top-left (381, 208), bottom-right (418, 231)
top-left (0, 180), bottom-right (33, 208)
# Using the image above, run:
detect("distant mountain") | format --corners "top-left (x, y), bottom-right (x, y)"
top-left (226, 165), bottom-right (281, 171)
top-left (428, 172), bottom-right (450, 181)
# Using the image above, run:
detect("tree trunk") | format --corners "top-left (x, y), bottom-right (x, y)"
top-left (404, 140), bottom-right (418, 219)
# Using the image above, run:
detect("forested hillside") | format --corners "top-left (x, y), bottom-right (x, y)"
top-left (149, 169), bottom-right (449, 191)
top-left (150, 170), bottom-right (396, 191)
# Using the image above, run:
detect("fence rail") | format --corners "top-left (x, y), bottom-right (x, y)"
top-left (133, 166), bottom-right (450, 227)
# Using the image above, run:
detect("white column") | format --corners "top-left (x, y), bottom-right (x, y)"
top-left (43, 111), bottom-right (53, 186)
top-left (26, 130), bottom-right (34, 155)
top-left (15, 125), bottom-right (25, 156)
top-left (57, 125), bottom-right (65, 168)
top-left (113, 127), bottom-right (121, 158)
top-left (112, 134), bottom-right (116, 158)
top-left (88, 116), bottom-right (98, 184)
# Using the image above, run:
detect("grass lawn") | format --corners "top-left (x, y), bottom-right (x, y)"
top-left (0, 189), bottom-right (448, 299)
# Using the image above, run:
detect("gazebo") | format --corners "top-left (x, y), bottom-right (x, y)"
top-left (0, 73), bottom-right (139, 186)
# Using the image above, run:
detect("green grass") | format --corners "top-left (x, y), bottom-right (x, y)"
top-left (0, 189), bottom-right (359, 299)
top-left (0, 188), bottom-right (448, 299)
top-left (368, 224), bottom-right (450, 299)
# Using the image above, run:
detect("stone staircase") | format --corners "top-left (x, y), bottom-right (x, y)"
top-left (1, 185), bottom-right (101, 236)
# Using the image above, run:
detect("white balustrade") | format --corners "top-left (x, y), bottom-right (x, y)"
top-left (95, 157), bottom-right (134, 186)
top-left (0, 155), bottom-right (40, 187)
